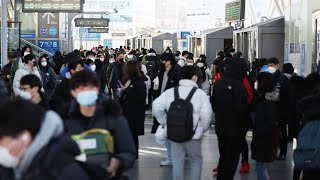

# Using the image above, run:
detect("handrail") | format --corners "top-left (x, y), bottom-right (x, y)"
top-left (8, 31), bottom-right (54, 57)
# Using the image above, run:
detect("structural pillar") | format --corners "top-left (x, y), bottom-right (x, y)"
top-left (1, 0), bottom-right (8, 68)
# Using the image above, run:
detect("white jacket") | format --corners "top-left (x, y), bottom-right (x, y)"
top-left (152, 79), bottom-right (213, 140)
top-left (13, 65), bottom-right (42, 96)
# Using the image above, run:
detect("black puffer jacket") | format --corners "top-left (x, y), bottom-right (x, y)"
top-left (213, 76), bottom-right (248, 137)
top-left (65, 104), bottom-right (136, 175)
top-left (251, 90), bottom-right (281, 162)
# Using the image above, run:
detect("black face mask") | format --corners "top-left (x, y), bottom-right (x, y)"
top-left (119, 58), bottom-right (124, 62)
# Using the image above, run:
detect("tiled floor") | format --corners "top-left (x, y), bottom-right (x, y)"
top-left (125, 118), bottom-right (294, 180)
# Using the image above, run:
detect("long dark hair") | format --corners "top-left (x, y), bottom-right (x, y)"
top-left (125, 60), bottom-right (142, 81)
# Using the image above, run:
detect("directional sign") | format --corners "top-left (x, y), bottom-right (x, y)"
top-left (75, 18), bottom-right (110, 27)
top-left (38, 40), bottom-right (60, 56)
top-left (38, 12), bottom-right (59, 38)
top-left (82, 28), bottom-right (101, 39)
top-left (88, 28), bottom-right (109, 33)
top-left (23, 0), bottom-right (83, 12)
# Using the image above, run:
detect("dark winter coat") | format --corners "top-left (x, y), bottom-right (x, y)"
top-left (0, 137), bottom-right (91, 180)
top-left (52, 78), bottom-right (73, 116)
top-left (122, 76), bottom-right (147, 136)
top-left (106, 61), bottom-right (126, 89)
top-left (0, 77), bottom-right (9, 97)
top-left (53, 55), bottom-right (64, 75)
top-left (154, 64), bottom-right (182, 98)
top-left (151, 64), bottom-right (181, 133)
top-left (213, 76), bottom-right (248, 137)
top-left (274, 70), bottom-right (290, 125)
top-left (39, 66), bottom-right (57, 97)
top-left (1, 61), bottom-right (12, 82)
top-left (65, 104), bottom-right (136, 174)
top-left (95, 59), bottom-right (108, 93)
top-left (288, 76), bottom-right (309, 139)
top-left (251, 90), bottom-right (282, 162)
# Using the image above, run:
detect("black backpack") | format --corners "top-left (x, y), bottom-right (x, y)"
top-left (167, 87), bottom-right (198, 142)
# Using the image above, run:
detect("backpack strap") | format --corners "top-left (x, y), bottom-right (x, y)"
top-left (186, 87), bottom-right (197, 102)
top-left (174, 86), bottom-right (180, 100)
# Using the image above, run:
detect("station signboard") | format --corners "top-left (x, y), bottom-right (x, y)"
top-left (23, 0), bottom-right (83, 12)
top-left (88, 28), bottom-right (109, 33)
top-left (75, 18), bottom-right (110, 27)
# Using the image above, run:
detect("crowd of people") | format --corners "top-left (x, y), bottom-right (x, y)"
top-left (0, 43), bottom-right (319, 180)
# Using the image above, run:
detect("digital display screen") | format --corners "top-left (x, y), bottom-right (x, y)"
top-left (23, 0), bottom-right (83, 12)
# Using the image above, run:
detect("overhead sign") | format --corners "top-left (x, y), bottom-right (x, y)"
top-left (112, 33), bottom-right (126, 37)
top-left (88, 28), bottom-right (109, 33)
top-left (225, 0), bottom-right (245, 22)
top-left (38, 12), bottom-right (59, 38)
top-left (75, 18), bottom-right (110, 27)
top-left (181, 32), bottom-right (191, 39)
top-left (38, 40), bottom-right (59, 55)
top-left (22, 0), bottom-right (83, 12)
top-left (82, 28), bottom-right (101, 39)
top-left (21, 34), bottom-right (36, 38)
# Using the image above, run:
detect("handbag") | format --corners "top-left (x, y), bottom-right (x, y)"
top-left (155, 125), bottom-right (167, 145)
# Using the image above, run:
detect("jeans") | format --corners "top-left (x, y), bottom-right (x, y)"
top-left (256, 161), bottom-right (270, 180)
top-left (166, 139), bottom-right (172, 161)
top-left (170, 139), bottom-right (202, 180)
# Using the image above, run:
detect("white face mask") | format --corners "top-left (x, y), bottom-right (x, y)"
top-left (254, 82), bottom-right (258, 90)
top-left (90, 57), bottom-right (96, 62)
top-left (20, 91), bottom-right (32, 100)
top-left (0, 146), bottom-right (19, 168)
top-left (187, 63), bottom-right (194, 66)
top-left (109, 58), bottom-right (115, 63)
top-left (24, 52), bottom-right (30, 56)
top-left (91, 64), bottom-right (96, 71)
top-left (197, 62), bottom-right (204, 68)
top-left (41, 61), bottom-right (47, 67)
top-left (127, 55), bottom-right (133, 59)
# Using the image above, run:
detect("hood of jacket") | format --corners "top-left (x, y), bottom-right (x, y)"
top-left (14, 111), bottom-right (64, 179)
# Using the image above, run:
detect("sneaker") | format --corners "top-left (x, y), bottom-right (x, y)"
top-left (277, 154), bottom-right (286, 161)
top-left (239, 161), bottom-right (250, 173)
top-left (213, 167), bottom-right (218, 173)
top-left (160, 159), bottom-right (172, 166)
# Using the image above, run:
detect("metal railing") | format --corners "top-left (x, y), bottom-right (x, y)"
top-left (8, 31), bottom-right (54, 57)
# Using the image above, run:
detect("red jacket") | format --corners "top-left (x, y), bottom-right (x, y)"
top-left (243, 77), bottom-right (253, 105)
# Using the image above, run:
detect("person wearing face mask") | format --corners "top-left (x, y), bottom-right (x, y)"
top-left (151, 52), bottom-right (181, 166)
top-left (9, 45), bottom-right (34, 87)
top-left (65, 70), bottom-right (136, 179)
top-left (95, 52), bottom-right (108, 94)
top-left (185, 53), bottom-right (203, 88)
top-left (153, 65), bottom-right (212, 180)
top-left (38, 56), bottom-right (57, 98)
top-left (106, 52), bottom-right (126, 100)
top-left (251, 72), bottom-right (281, 180)
top-left (52, 59), bottom-right (84, 117)
top-left (13, 54), bottom-right (42, 96)
top-left (0, 98), bottom-right (92, 180)
top-left (1, 53), bottom-right (16, 83)
top-left (19, 74), bottom-right (50, 109)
